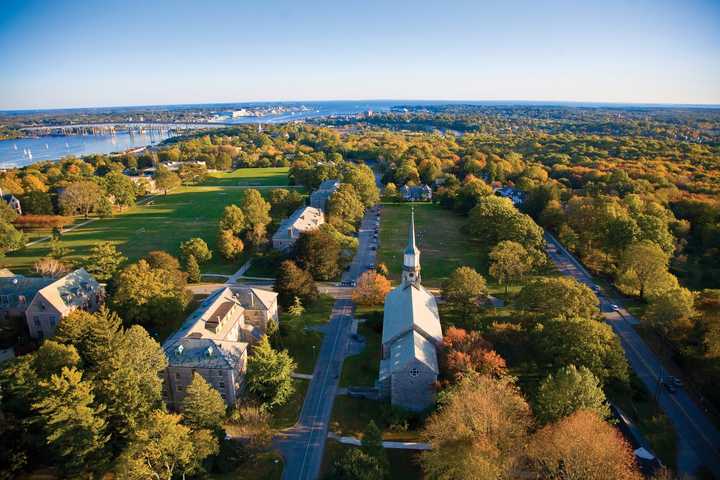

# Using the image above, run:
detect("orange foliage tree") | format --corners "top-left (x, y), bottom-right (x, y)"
top-left (351, 271), bottom-right (391, 306)
top-left (441, 326), bottom-right (507, 380)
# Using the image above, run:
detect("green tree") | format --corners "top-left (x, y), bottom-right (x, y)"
top-left (442, 266), bottom-right (487, 317)
top-left (154, 165), bottom-right (181, 195)
top-left (180, 237), bottom-right (212, 264)
top-left (246, 336), bottom-right (296, 408)
top-left (274, 260), bottom-right (319, 308)
top-left (32, 367), bottom-right (108, 473)
top-left (292, 226), bottom-right (342, 280)
top-left (21, 190), bottom-right (54, 214)
top-left (328, 183), bottom-right (365, 234)
top-left (535, 365), bottom-right (610, 425)
top-left (517, 277), bottom-right (600, 319)
top-left (103, 171), bottom-right (136, 209)
top-left (383, 182), bottom-right (398, 201)
top-left (645, 287), bottom-right (695, 339)
top-left (288, 296), bottom-right (305, 318)
top-left (48, 236), bottom-right (71, 260)
top-left (218, 229), bottom-right (245, 261)
top-left (182, 373), bottom-right (226, 431)
top-left (489, 240), bottom-right (533, 294)
top-left (344, 163), bottom-right (380, 207)
top-left (116, 411), bottom-right (217, 480)
top-left (0, 220), bottom-right (24, 258)
top-left (219, 204), bottom-right (246, 235)
top-left (241, 189), bottom-right (272, 231)
top-left (361, 420), bottom-right (388, 473)
top-left (31, 340), bottom-right (81, 379)
top-left (535, 317), bottom-right (629, 385)
top-left (186, 254), bottom-right (201, 283)
top-left (331, 448), bottom-right (385, 480)
top-left (85, 242), bottom-right (126, 282)
top-left (616, 241), bottom-right (673, 300)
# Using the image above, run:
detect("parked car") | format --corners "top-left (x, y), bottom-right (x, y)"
top-left (611, 304), bottom-right (621, 312)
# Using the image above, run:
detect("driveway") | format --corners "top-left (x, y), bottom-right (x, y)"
top-left (545, 232), bottom-right (720, 476)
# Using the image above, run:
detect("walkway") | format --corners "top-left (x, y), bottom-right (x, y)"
top-left (545, 232), bottom-right (720, 477)
top-left (326, 432), bottom-right (431, 451)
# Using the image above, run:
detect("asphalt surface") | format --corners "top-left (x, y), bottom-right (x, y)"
top-left (276, 207), bottom-right (380, 480)
top-left (545, 232), bottom-right (720, 477)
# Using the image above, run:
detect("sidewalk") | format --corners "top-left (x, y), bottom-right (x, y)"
top-left (327, 432), bottom-right (431, 450)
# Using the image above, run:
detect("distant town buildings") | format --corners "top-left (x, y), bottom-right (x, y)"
top-left (309, 179), bottom-right (340, 211)
top-left (272, 205), bottom-right (325, 252)
top-left (400, 184), bottom-right (432, 202)
top-left (378, 209), bottom-right (441, 411)
top-left (162, 286), bottom-right (279, 408)
top-left (24, 268), bottom-right (103, 340)
top-left (0, 187), bottom-right (22, 215)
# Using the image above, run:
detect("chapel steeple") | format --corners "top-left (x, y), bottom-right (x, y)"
top-left (402, 207), bottom-right (421, 286)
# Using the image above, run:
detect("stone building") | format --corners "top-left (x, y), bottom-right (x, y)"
top-left (378, 209), bottom-right (442, 411)
top-left (309, 179), bottom-right (340, 211)
top-left (162, 286), bottom-right (278, 409)
top-left (271, 205), bottom-right (325, 252)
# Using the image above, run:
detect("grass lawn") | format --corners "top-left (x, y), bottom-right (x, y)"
top-left (209, 451), bottom-right (283, 480)
top-left (3, 168), bottom-right (291, 276)
top-left (270, 379), bottom-right (309, 430)
top-left (275, 295), bottom-right (335, 374)
top-left (204, 167), bottom-right (291, 187)
top-left (340, 306), bottom-right (382, 387)
top-left (320, 439), bottom-right (424, 479)
top-left (329, 396), bottom-right (422, 441)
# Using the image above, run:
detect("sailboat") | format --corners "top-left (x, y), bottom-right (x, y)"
top-left (13, 144), bottom-right (17, 150)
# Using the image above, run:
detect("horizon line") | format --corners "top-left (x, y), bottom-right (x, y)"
top-left (2, 97), bottom-right (720, 113)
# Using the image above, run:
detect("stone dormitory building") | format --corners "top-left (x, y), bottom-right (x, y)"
top-left (379, 209), bottom-right (442, 411)
top-left (162, 286), bottom-right (279, 408)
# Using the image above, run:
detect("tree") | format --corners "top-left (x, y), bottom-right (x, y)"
top-left (288, 296), bottom-right (305, 318)
top-left (645, 287), bottom-right (695, 340)
top-left (245, 336), bottom-right (296, 408)
top-left (116, 411), bottom-right (216, 480)
top-left (344, 163), bottom-right (380, 207)
top-left (442, 266), bottom-right (487, 317)
top-left (274, 260), bottom-right (319, 308)
top-left (421, 374), bottom-right (532, 480)
top-left (527, 410), bottom-right (642, 480)
top-left (112, 259), bottom-right (189, 325)
top-left (48, 236), bottom-right (71, 260)
top-left (441, 327), bottom-right (507, 380)
top-left (218, 229), bottom-right (245, 261)
top-left (85, 242), bottom-right (126, 282)
top-left (328, 183), bottom-right (365, 234)
top-left (616, 241), bottom-right (672, 300)
top-left (241, 188), bottom-right (271, 232)
top-left (489, 241), bottom-right (533, 293)
top-left (383, 182), bottom-right (398, 201)
top-left (361, 420), bottom-right (388, 474)
top-left (180, 237), bottom-right (212, 264)
top-left (21, 190), bottom-right (54, 214)
top-left (185, 254), bottom-right (201, 283)
top-left (219, 204), bottom-right (246, 235)
top-left (516, 277), bottom-right (599, 319)
top-left (59, 180), bottom-right (105, 217)
top-left (331, 448), bottom-right (385, 480)
top-left (535, 317), bottom-right (629, 385)
top-left (269, 188), bottom-right (304, 218)
top-left (0, 220), bottom-right (24, 258)
top-left (103, 171), bottom-right (136, 209)
top-left (352, 271), bottom-right (391, 306)
top-left (182, 373), bottom-right (226, 431)
top-left (535, 365), bottom-right (610, 425)
top-left (154, 165), bottom-right (181, 194)
top-left (32, 367), bottom-right (108, 473)
top-left (292, 227), bottom-right (342, 280)
top-left (376, 262), bottom-right (390, 277)
top-left (31, 340), bottom-right (81, 379)
top-left (33, 257), bottom-right (70, 277)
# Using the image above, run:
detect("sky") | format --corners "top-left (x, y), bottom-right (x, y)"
top-left (1, 0), bottom-right (719, 109)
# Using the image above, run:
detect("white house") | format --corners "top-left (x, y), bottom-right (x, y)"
top-left (378, 209), bottom-right (442, 411)
top-left (272, 205), bottom-right (325, 252)
top-left (1, 188), bottom-right (22, 215)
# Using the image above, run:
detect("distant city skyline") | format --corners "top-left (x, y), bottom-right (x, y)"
top-left (1, 0), bottom-right (719, 109)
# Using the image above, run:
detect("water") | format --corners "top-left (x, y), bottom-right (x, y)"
top-left (0, 130), bottom-right (174, 168)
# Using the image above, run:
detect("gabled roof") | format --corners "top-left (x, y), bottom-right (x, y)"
top-left (382, 282), bottom-right (441, 347)
top-left (0, 268), bottom-right (15, 278)
top-left (272, 206), bottom-right (325, 241)
top-left (165, 337), bottom-right (248, 369)
top-left (317, 179), bottom-right (341, 191)
top-left (34, 268), bottom-right (100, 313)
top-left (379, 331), bottom-right (439, 380)
top-left (236, 287), bottom-right (277, 310)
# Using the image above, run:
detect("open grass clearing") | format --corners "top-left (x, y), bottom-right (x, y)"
top-left (203, 167), bottom-right (291, 187)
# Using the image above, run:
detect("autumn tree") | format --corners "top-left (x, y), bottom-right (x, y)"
top-left (534, 365), bottom-right (610, 425)
top-left (182, 373), bottom-right (226, 431)
top-left (274, 260), bottom-right (319, 308)
top-left (154, 165), bottom-right (181, 194)
top-left (645, 287), bottom-right (695, 340)
top-left (328, 183), bottom-right (365, 234)
top-left (85, 242), bottom-right (126, 282)
top-left (218, 229), bottom-right (245, 261)
top-left (240, 189), bottom-right (272, 248)
top-left (59, 180), bottom-right (105, 217)
top-left (245, 336), bottom-right (296, 408)
top-left (219, 204), bottom-right (246, 234)
top-left (180, 237), bottom-right (212, 264)
top-left (616, 241), bottom-right (674, 300)
top-left (441, 327), bottom-right (507, 380)
top-left (33, 256), bottom-right (70, 277)
top-left (442, 266), bottom-right (487, 317)
top-left (527, 410), bottom-right (642, 480)
top-left (102, 171), bottom-right (136, 209)
top-left (344, 163), bottom-right (380, 207)
top-left (516, 277), bottom-right (599, 320)
top-left (352, 271), bottom-right (391, 306)
top-left (421, 374), bottom-right (532, 479)
top-left (489, 240), bottom-right (533, 293)
top-left (185, 254), bottom-right (201, 283)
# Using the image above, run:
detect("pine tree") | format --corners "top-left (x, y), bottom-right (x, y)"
top-left (182, 372), bottom-right (226, 431)
top-left (32, 367), bottom-right (108, 473)
top-left (246, 336), bottom-right (296, 408)
top-left (186, 254), bottom-right (201, 283)
top-left (288, 296), bottom-right (305, 318)
top-left (361, 420), bottom-right (388, 473)
top-left (86, 242), bottom-right (126, 282)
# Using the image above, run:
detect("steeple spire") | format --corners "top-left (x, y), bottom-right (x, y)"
top-left (402, 207), bottom-right (421, 286)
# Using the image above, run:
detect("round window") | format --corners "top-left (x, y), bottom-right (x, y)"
top-left (409, 367), bottom-right (420, 378)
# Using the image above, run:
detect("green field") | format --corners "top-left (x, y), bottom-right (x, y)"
top-left (3, 168), bottom-right (293, 276)
top-left (203, 167), bottom-right (291, 187)
top-left (378, 203), bottom-right (484, 288)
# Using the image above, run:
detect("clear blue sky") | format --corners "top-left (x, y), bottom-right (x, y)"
top-left (1, 0), bottom-right (719, 109)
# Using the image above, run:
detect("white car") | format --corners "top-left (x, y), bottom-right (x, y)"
top-left (611, 304), bottom-right (621, 312)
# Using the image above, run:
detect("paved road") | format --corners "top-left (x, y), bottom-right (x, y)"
top-left (545, 232), bottom-right (720, 477)
top-left (276, 207), bottom-right (380, 480)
